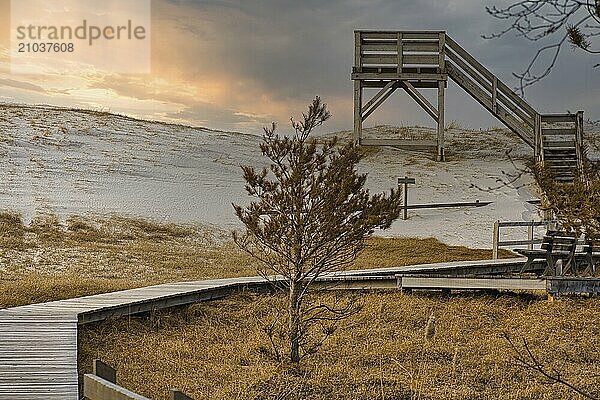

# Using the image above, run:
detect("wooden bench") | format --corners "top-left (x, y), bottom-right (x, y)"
top-left (580, 240), bottom-right (600, 275)
top-left (516, 232), bottom-right (600, 276)
top-left (515, 231), bottom-right (578, 276)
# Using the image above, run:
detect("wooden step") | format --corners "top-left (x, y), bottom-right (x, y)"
top-left (547, 161), bottom-right (577, 166)
top-left (551, 167), bottom-right (577, 173)
top-left (544, 154), bottom-right (577, 160)
top-left (554, 176), bottom-right (575, 182)
top-left (548, 167), bottom-right (577, 173)
top-left (541, 114), bottom-right (577, 123)
top-left (553, 173), bottom-right (576, 179)
top-left (542, 140), bottom-right (576, 148)
top-left (544, 148), bottom-right (577, 153)
top-left (543, 147), bottom-right (576, 152)
top-left (544, 160), bottom-right (578, 166)
top-left (541, 128), bottom-right (576, 136)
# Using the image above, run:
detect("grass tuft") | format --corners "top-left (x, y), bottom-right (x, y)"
top-left (0, 211), bottom-right (25, 248)
top-left (29, 213), bottom-right (64, 243)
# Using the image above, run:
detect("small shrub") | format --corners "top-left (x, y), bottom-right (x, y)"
top-left (0, 211), bottom-right (25, 249)
top-left (66, 216), bottom-right (104, 242)
top-left (29, 213), bottom-right (64, 244)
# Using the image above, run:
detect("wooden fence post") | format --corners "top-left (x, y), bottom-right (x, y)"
top-left (528, 221), bottom-right (534, 250)
top-left (492, 220), bottom-right (500, 259)
top-left (398, 176), bottom-right (416, 220)
top-left (93, 359), bottom-right (116, 384)
top-left (353, 31), bottom-right (362, 144)
top-left (170, 389), bottom-right (194, 400)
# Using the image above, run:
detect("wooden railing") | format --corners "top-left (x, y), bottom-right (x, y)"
top-left (492, 220), bottom-right (557, 259)
top-left (353, 30), bottom-right (446, 80)
top-left (84, 360), bottom-right (193, 400)
top-left (444, 36), bottom-right (537, 148)
top-left (358, 31), bottom-right (444, 68)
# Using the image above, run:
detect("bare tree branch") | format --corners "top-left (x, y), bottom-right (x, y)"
top-left (485, 0), bottom-right (600, 93)
top-left (503, 334), bottom-right (598, 399)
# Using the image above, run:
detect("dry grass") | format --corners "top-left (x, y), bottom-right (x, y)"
top-left (3, 211), bottom-right (552, 400)
top-left (355, 236), bottom-right (514, 270)
top-left (79, 291), bottom-right (600, 400)
top-left (0, 211), bottom-right (257, 308)
top-left (0, 211), bottom-right (512, 308)
top-left (0, 211), bottom-right (25, 249)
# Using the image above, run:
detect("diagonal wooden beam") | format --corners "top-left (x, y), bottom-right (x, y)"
top-left (362, 82), bottom-right (399, 122)
top-left (361, 80), bottom-right (396, 115)
top-left (401, 81), bottom-right (438, 122)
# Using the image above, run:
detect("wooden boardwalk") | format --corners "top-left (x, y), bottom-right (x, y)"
top-left (0, 276), bottom-right (269, 400)
top-left (0, 259), bottom-right (531, 399)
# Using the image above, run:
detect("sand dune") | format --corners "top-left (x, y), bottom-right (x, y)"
top-left (2, 103), bottom-right (596, 248)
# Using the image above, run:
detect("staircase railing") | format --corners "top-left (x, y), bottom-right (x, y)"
top-left (575, 111), bottom-right (585, 176)
top-left (444, 36), bottom-right (537, 148)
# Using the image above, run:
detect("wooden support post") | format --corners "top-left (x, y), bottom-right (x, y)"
top-left (397, 32), bottom-right (403, 76)
top-left (437, 32), bottom-right (446, 161)
top-left (576, 111), bottom-right (584, 142)
top-left (353, 31), bottom-right (362, 144)
top-left (93, 359), bottom-right (117, 384)
top-left (403, 183), bottom-right (408, 220)
top-left (575, 110), bottom-right (585, 175)
top-left (534, 113), bottom-right (542, 159)
top-left (353, 81), bottom-right (362, 144)
top-left (492, 220), bottom-right (499, 259)
top-left (491, 77), bottom-right (498, 114)
top-left (438, 32), bottom-right (445, 72)
top-left (437, 80), bottom-right (445, 161)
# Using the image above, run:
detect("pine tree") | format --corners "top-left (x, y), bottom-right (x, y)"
top-left (233, 97), bottom-right (401, 363)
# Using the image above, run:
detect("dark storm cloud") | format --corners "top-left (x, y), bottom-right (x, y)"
top-left (2, 1), bottom-right (595, 131)
top-left (150, 0), bottom-right (599, 131)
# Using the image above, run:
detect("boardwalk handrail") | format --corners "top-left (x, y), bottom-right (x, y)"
top-left (84, 360), bottom-right (194, 400)
top-left (492, 220), bottom-right (558, 259)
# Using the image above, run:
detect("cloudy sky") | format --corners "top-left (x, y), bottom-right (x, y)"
top-left (0, 0), bottom-right (598, 133)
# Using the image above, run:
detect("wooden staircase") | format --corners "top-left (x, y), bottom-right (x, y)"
top-left (351, 31), bottom-right (586, 183)
top-left (444, 38), bottom-right (586, 182)
top-left (538, 113), bottom-right (585, 182)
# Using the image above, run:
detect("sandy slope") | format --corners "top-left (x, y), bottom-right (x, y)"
top-left (0, 104), bottom-right (596, 248)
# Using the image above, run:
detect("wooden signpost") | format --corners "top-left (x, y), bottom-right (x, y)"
top-left (397, 176), bottom-right (492, 220)
top-left (398, 176), bottom-right (416, 220)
